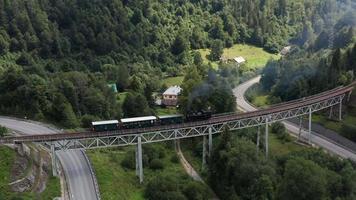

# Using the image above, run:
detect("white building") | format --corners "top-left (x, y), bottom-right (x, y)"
top-left (281, 46), bottom-right (291, 56)
top-left (162, 86), bottom-right (182, 106)
top-left (233, 56), bottom-right (246, 65)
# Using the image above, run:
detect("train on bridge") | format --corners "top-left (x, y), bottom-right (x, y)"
top-left (91, 111), bottom-right (212, 132)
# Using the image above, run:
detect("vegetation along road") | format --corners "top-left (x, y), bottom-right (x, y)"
top-left (0, 116), bottom-right (99, 200)
top-left (233, 77), bottom-right (356, 161)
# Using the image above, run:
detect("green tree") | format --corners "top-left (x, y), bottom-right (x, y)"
top-left (0, 125), bottom-right (7, 137)
top-left (52, 93), bottom-right (79, 128)
top-left (122, 92), bottom-right (150, 117)
top-left (278, 158), bottom-right (327, 200)
top-left (0, 35), bottom-right (9, 55)
top-left (171, 35), bottom-right (188, 55)
top-left (179, 66), bottom-right (203, 114)
top-left (193, 51), bottom-right (203, 66)
top-left (183, 182), bottom-right (209, 200)
top-left (271, 122), bottom-right (288, 141)
top-left (208, 40), bottom-right (223, 61)
top-left (209, 127), bottom-right (275, 199)
top-left (129, 75), bottom-right (144, 93)
top-left (145, 175), bottom-right (186, 200)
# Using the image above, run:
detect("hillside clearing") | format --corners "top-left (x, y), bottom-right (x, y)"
top-left (198, 44), bottom-right (280, 70)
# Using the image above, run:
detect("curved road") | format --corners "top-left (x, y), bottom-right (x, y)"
top-left (233, 76), bottom-right (356, 161)
top-left (0, 117), bottom-right (99, 200)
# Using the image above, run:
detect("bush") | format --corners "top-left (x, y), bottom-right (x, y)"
top-left (341, 124), bottom-right (356, 142)
top-left (145, 176), bottom-right (186, 200)
top-left (121, 150), bottom-right (136, 170)
top-left (149, 158), bottom-right (164, 170)
top-left (81, 114), bottom-right (99, 128)
top-left (271, 122), bottom-right (288, 141)
top-left (183, 182), bottom-right (209, 200)
top-left (171, 154), bottom-right (180, 163)
top-left (0, 125), bottom-right (7, 137)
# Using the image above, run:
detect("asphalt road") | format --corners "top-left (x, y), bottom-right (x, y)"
top-left (233, 76), bottom-right (356, 161)
top-left (0, 116), bottom-right (99, 200)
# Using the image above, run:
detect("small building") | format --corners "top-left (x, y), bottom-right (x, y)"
top-left (162, 86), bottom-right (182, 106)
top-left (232, 56), bottom-right (246, 65)
top-left (280, 46), bottom-right (291, 56)
top-left (107, 83), bottom-right (118, 93)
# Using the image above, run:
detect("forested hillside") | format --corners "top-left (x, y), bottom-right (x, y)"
top-left (0, 0), bottom-right (355, 127)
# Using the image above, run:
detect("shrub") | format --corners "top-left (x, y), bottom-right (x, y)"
top-left (145, 176), bottom-right (186, 200)
top-left (149, 159), bottom-right (164, 170)
top-left (81, 114), bottom-right (99, 128)
top-left (271, 122), bottom-right (288, 141)
top-left (341, 124), bottom-right (356, 142)
top-left (0, 125), bottom-right (7, 137)
top-left (121, 151), bottom-right (136, 170)
top-left (183, 182), bottom-right (209, 200)
top-left (171, 154), bottom-right (180, 163)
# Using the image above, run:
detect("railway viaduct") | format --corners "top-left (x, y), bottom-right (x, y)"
top-left (0, 83), bottom-right (354, 183)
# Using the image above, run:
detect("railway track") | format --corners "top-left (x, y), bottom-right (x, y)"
top-left (0, 83), bottom-right (354, 144)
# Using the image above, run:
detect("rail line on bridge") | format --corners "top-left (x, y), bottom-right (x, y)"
top-left (0, 83), bottom-right (354, 183)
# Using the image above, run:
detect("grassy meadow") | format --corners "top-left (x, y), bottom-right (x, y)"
top-left (198, 44), bottom-right (280, 70)
top-left (87, 143), bottom-right (214, 200)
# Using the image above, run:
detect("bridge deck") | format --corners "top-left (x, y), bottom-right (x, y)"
top-left (0, 84), bottom-right (354, 145)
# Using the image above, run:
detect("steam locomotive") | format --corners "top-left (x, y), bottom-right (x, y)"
top-left (91, 110), bottom-right (212, 132)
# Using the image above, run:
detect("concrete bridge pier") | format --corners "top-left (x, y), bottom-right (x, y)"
top-left (202, 135), bottom-right (207, 170)
top-left (298, 116), bottom-right (303, 141)
top-left (328, 106), bottom-right (334, 119)
top-left (308, 107), bottom-right (312, 144)
top-left (339, 101), bottom-right (342, 121)
top-left (265, 119), bottom-right (269, 159)
top-left (256, 126), bottom-right (260, 153)
top-left (136, 136), bottom-right (143, 183)
top-left (208, 127), bottom-right (212, 157)
top-left (50, 143), bottom-right (58, 177)
top-left (202, 126), bottom-right (213, 170)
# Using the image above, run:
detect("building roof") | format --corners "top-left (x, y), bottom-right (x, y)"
top-left (233, 56), bottom-right (246, 64)
top-left (92, 120), bottom-right (119, 126)
top-left (120, 116), bottom-right (157, 123)
top-left (281, 46), bottom-right (291, 55)
top-left (157, 114), bottom-right (184, 119)
top-left (107, 83), bottom-right (118, 93)
top-left (163, 86), bottom-right (182, 96)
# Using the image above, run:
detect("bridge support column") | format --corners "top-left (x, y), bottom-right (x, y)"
top-left (329, 106), bottom-right (333, 119)
top-left (265, 119), bottom-right (269, 159)
top-left (339, 102), bottom-right (342, 121)
top-left (174, 130), bottom-right (178, 151)
top-left (136, 136), bottom-right (143, 183)
top-left (298, 116), bottom-right (303, 141)
top-left (202, 135), bottom-right (207, 170)
top-left (308, 107), bottom-right (312, 144)
top-left (50, 143), bottom-right (58, 177)
top-left (256, 126), bottom-right (260, 153)
top-left (208, 127), bottom-right (212, 157)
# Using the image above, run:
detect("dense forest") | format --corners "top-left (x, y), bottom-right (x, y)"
top-left (0, 0), bottom-right (355, 127)
top-left (207, 128), bottom-right (356, 200)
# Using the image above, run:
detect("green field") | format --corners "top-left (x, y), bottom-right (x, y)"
top-left (245, 84), bottom-right (271, 108)
top-left (198, 44), bottom-right (280, 70)
top-left (251, 94), bottom-right (269, 108)
top-left (87, 143), bottom-right (213, 200)
top-left (162, 76), bottom-right (184, 87)
top-left (269, 134), bottom-right (304, 157)
top-left (154, 106), bottom-right (179, 115)
top-left (0, 146), bottom-right (60, 200)
top-left (312, 114), bottom-right (356, 133)
top-left (117, 92), bottom-right (129, 105)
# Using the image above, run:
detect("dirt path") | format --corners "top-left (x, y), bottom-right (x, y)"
top-left (175, 140), bottom-right (220, 200)
top-left (175, 140), bottom-right (203, 182)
